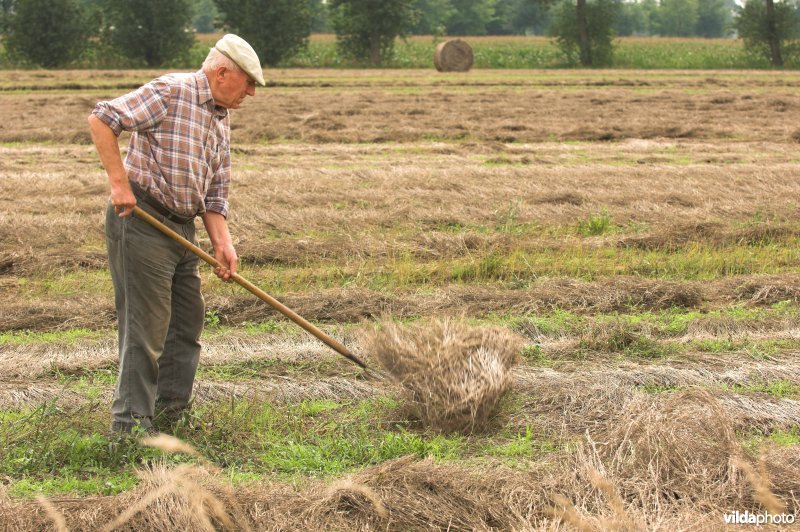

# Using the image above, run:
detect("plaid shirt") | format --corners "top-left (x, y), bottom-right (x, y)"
top-left (93, 70), bottom-right (231, 217)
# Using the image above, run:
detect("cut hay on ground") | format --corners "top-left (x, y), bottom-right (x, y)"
top-left (6, 402), bottom-right (799, 531)
top-left (433, 39), bottom-right (474, 72)
top-left (6, 274), bottom-right (800, 333)
top-left (515, 362), bottom-right (800, 435)
top-left (363, 319), bottom-right (521, 433)
top-left (3, 385), bottom-right (799, 530)
top-left (0, 377), bottom-right (380, 411)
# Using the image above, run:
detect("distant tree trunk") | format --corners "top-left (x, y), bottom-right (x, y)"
top-left (765, 0), bottom-right (783, 66)
top-left (369, 33), bottom-right (381, 66)
top-left (576, 0), bottom-right (592, 66)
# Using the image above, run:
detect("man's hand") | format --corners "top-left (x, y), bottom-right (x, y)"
top-left (88, 114), bottom-right (136, 216)
top-left (203, 211), bottom-right (237, 282)
top-left (110, 180), bottom-right (137, 217)
top-left (213, 243), bottom-right (238, 282)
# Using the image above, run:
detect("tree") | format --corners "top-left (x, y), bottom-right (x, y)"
top-left (695, 0), bottom-right (732, 37)
top-left (736, 0), bottom-right (800, 66)
top-left (550, 0), bottom-right (617, 66)
top-left (487, 0), bottom-right (551, 35)
top-left (309, 0), bottom-right (330, 33)
top-left (445, 0), bottom-right (496, 35)
top-left (0, 0), bottom-right (13, 34)
top-left (329, 0), bottom-right (416, 65)
top-left (3, 0), bottom-right (92, 67)
top-left (655, 0), bottom-right (699, 36)
top-left (215, 0), bottom-right (311, 66)
top-left (411, 0), bottom-right (455, 35)
top-left (190, 0), bottom-right (219, 33)
top-left (615, 0), bottom-right (650, 36)
top-left (102, 0), bottom-right (194, 67)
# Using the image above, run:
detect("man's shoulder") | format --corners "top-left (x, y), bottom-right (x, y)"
top-left (141, 72), bottom-right (202, 106)
top-left (148, 72), bottom-right (194, 90)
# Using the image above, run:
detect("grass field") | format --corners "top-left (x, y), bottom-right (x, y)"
top-left (286, 34), bottom-right (784, 69)
top-left (0, 67), bottom-right (799, 529)
top-left (2, 34), bottom-right (791, 70)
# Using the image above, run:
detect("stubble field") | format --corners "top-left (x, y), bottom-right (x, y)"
top-left (0, 68), bottom-right (799, 530)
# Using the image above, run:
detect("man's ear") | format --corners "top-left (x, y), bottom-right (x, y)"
top-left (214, 66), bottom-right (229, 83)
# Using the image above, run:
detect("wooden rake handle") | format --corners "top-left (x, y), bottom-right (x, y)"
top-left (131, 206), bottom-right (368, 370)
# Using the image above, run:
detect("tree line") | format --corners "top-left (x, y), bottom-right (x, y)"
top-left (1, 0), bottom-right (799, 68)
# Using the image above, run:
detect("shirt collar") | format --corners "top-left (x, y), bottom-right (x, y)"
top-left (195, 70), bottom-right (228, 118)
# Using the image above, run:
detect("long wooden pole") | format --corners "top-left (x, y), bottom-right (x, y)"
top-left (132, 206), bottom-right (368, 370)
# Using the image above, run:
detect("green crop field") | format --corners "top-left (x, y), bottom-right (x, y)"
top-left (2, 34), bottom-right (791, 70)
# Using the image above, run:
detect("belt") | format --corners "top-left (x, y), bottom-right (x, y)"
top-left (131, 185), bottom-right (195, 225)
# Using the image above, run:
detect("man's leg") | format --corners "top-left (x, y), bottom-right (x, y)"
top-left (155, 224), bottom-right (204, 424)
top-left (106, 203), bottom-right (181, 432)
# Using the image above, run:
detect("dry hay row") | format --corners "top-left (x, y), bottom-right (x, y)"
top-left (0, 335), bottom-right (355, 380)
top-left (2, 391), bottom-right (798, 531)
top-left (198, 274), bottom-right (800, 328)
top-left (513, 357), bottom-right (800, 393)
top-left (2, 271), bottom-right (791, 333)
top-left (3, 220), bottom-right (800, 277)
top-left (514, 367), bottom-right (800, 435)
top-left (0, 377), bottom-right (381, 412)
top-left (5, 85), bottom-right (800, 145)
top-left (1, 140), bottom-right (798, 178)
top-left (3, 315), bottom-right (799, 382)
top-left (230, 222), bottom-right (800, 269)
top-left (3, 155), bottom-right (800, 259)
top-left (2, 352), bottom-right (798, 435)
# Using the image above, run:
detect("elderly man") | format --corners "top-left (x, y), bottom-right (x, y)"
top-left (88, 34), bottom-right (265, 434)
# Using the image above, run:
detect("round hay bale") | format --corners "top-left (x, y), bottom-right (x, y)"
top-left (434, 39), bottom-right (474, 72)
top-left (364, 319), bottom-right (521, 434)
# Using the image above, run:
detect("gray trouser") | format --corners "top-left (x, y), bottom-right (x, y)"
top-left (105, 201), bottom-right (204, 431)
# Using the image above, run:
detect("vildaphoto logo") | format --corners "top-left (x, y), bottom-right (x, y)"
top-left (724, 510), bottom-right (796, 525)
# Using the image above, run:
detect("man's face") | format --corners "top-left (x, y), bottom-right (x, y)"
top-left (212, 66), bottom-right (256, 109)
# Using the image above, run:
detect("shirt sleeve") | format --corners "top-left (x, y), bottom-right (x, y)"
top-left (204, 140), bottom-right (230, 217)
top-left (91, 78), bottom-right (171, 137)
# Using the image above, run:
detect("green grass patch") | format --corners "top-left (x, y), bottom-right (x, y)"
top-left (481, 425), bottom-right (560, 458)
top-left (578, 328), bottom-right (680, 359)
top-left (0, 390), bottom-right (563, 497)
top-left (14, 233), bottom-right (800, 303)
top-left (507, 303), bottom-right (800, 343)
top-left (279, 35), bottom-right (784, 70)
top-left (520, 344), bottom-right (553, 366)
top-left (196, 356), bottom-right (344, 381)
top-left (639, 380), bottom-right (800, 399)
top-left (0, 328), bottom-right (108, 346)
top-left (692, 338), bottom-right (800, 355)
top-left (743, 427), bottom-right (800, 453)
top-left (576, 210), bottom-right (616, 236)
top-left (725, 379), bottom-right (800, 399)
top-left (769, 428), bottom-right (800, 446)
top-left (9, 472), bottom-right (138, 497)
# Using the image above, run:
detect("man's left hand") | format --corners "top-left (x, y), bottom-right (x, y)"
top-left (213, 244), bottom-right (238, 282)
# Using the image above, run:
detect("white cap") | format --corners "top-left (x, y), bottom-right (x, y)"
top-left (214, 34), bottom-right (265, 86)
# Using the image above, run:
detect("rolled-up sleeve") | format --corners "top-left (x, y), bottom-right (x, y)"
top-left (92, 79), bottom-right (171, 136)
top-left (204, 143), bottom-right (230, 217)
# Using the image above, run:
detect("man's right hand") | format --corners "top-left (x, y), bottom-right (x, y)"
top-left (110, 181), bottom-right (137, 217)
top-left (88, 114), bottom-right (137, 217)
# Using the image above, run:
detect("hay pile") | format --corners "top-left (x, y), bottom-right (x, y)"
top-left (363, 319), bottom-right (521, 433)
top-left (434, 39), bottom-right (474, 72)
